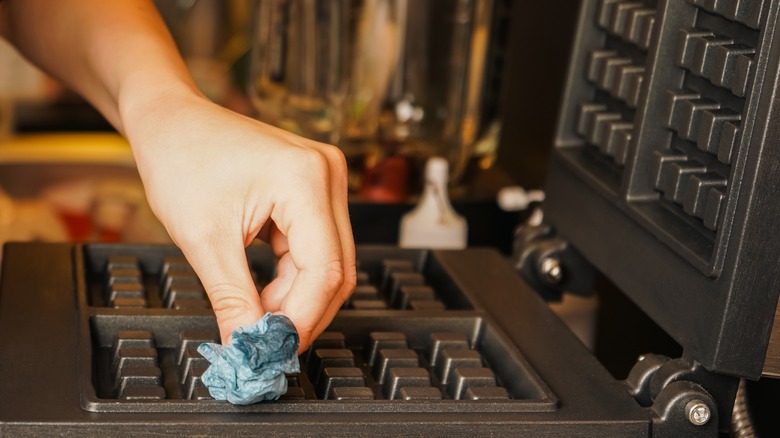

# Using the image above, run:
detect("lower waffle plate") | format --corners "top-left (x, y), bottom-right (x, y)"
top-left (79, 243), bottom-right (554, 412)
top-left (0, 242), bottom-right (649, 436)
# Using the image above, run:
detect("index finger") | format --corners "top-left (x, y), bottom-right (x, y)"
top-left (177, 228), bottom-right (265, 345)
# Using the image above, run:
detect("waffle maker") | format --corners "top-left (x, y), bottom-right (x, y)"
top-left (2, 0), bottom-right (779, 435)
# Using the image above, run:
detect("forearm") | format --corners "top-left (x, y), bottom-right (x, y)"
top-left (0, 0), bottom-right (200, 134)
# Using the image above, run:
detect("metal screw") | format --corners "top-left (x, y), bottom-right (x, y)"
top-left (540, 257), bottom-right (563, 285)
top-left (686, 400), bottom-right (711, 426)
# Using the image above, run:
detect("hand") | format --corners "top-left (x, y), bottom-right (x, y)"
top-left (125, 90), bottom-right (356, 353)
top-left (1, 0), bottom-right (356, 353)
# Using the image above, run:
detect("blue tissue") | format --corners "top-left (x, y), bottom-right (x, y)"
top-left (197, 312), bottom-right (300, 405)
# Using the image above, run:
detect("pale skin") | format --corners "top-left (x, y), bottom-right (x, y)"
top-left (0, 0), bottom-right (357, 353)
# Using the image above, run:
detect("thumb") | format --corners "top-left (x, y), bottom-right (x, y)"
top-left (177, 231), bottom-right (264, 345)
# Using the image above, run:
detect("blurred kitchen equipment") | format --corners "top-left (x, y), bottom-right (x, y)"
top-left (399, 156), bottom-right (467, 249)
top-left (154, 0), bottom-right (254, 113)
top-left (249, 0), bottom-right (506, 194)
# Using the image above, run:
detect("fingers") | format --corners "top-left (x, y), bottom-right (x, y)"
top-left (308, 144), bottom-right (357, 343)
top-left (269, 150), bottom-right (352, 353)
top-left (319, 144), bottom-right (357, 297)
top-left (277, 214), bottom-right (342, 351)
top-left (258, 251), bottom-right (296, 311)
top-left (176, 226), bottom-right (264, 345)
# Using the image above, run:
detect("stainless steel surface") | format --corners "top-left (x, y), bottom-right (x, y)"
top-left (540, 257), bottom-right (563, 286)
top-left (686, 400), bottom-right (711, 426)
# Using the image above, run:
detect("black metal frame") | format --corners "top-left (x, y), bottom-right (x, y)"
top-left (545, 0), bottom-right (780, 379)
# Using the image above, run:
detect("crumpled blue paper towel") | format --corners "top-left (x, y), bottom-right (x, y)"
top-left (197, 312), bottom-right (300, 404)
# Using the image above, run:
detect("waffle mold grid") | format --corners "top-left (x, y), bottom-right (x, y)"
top-left (78, 243), bottom-right (556, 413)
top-left (554, 0), bottom-right (774, 276)
top-left (547, 0), bottom-right (780, 378)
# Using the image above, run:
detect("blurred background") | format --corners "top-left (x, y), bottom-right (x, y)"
top-left (4, 0), bottom-right (636, 368)
top-left (0, 0), bottom-right (580, 254)
top-left (6, 0), bottom-right (679, 377)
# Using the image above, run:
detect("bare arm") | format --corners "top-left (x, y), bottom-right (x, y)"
top-left (1, 0), bottom-right (196, 131)
top-left (0, 0), bottom-right (356, 352)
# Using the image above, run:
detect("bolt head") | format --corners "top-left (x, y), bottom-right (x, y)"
top-left (685, 400), bottom-right (711, 426)
top-left (539, 257), bottom-right (563, 285)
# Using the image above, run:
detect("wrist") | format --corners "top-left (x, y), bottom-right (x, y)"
top-left (118, 75), bottom-right (203, 150)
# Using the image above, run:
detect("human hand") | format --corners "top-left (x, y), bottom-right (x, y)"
top-left (124, 91), bottom-right (356, 354)
top-left (2, 0), bottom-right (355, 352)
